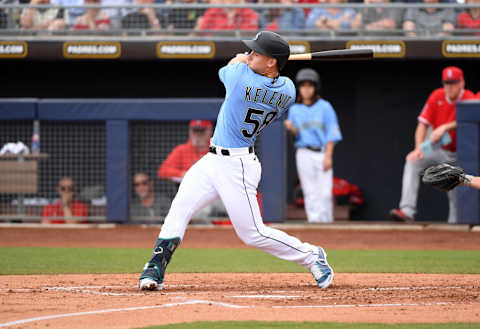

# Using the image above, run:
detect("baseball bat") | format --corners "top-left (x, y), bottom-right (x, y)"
top-left (288, 49), bottom-right (374, 61)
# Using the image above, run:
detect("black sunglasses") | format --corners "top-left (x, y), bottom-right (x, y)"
top-left (59, 186), bottom-right (73, 192)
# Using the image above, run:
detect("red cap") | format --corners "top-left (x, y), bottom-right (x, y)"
top-left (189, 120), bottom-right (212, 128)
top-left (442, 66), bottom-right (464, 83)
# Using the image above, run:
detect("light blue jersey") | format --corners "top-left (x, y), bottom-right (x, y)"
top-left (212, 62), bottom-right (296, 148)
top-left (287, 99), bottom-right (342, 148)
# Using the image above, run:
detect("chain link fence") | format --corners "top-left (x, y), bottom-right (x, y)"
top-left (0, 120), bottom-right (106, 223)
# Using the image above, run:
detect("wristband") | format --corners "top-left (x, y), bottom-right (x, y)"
top-left (462, 174), bottom-right (473, 185)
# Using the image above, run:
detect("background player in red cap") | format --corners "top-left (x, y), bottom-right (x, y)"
top-left (158, 120), bottom-right (227, 218)
top-left (390, 66), bottom-right (476, 223)
top-left (158, 120), bottom-right (213, 182)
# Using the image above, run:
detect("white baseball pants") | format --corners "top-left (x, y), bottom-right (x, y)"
top-left (296, 148), bottom-right (334, 223)
top-left (159, 150), bottom-right (319, 268)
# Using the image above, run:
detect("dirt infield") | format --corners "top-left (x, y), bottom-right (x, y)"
top-left (1, 226), bottom-right (480, 328)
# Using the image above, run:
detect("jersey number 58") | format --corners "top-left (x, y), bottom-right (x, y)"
top-left (242, 108), bottom-right (278, 138)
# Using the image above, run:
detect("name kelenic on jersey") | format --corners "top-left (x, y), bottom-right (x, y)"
top-left (212, 62), bottom-right (296, 148)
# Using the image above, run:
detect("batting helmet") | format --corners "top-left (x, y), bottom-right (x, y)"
top-left (242, 31), bottom-right (290, 71)
top-left (296, 68), bottom-right (321, 93)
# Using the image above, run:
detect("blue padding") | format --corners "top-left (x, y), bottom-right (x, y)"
top-left (106, 120), bottom-right (129, 223)
top-left (0, 98), bottom-right (37, 119)
top-left (38, 99), bottom-right (223, 120)
top-left (456, 100), bottom-right (480, 122)
top-left (260, 120), bottom-right (286, 222)
top-left (456, 102), bottom-right (480, 224)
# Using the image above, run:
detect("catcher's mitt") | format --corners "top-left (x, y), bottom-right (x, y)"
top-left (421, 163), bottom-right (472, 192)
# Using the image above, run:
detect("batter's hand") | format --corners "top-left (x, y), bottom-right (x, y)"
top-left (229, 53), bottom-right (249, 65)
top-left (406, 148), bottom-right (424, 162)
top-left (430, 126), bottom-right (447, 144)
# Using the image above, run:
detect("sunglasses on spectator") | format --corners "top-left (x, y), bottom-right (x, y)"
top-left (134, 180), bottom-right (149, 187)
top-left (59, 186), bottom-right (73, 192)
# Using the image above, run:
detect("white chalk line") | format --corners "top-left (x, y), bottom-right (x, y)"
top-left (0, 299), bottom-right (249, 328)
top-left (230, 295), bottom-right (302, 299)
top-left (272, 301), bottom-right (455, 309)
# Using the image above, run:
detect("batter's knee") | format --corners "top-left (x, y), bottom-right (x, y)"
top-left (236, 225), bottom-right (272, 248)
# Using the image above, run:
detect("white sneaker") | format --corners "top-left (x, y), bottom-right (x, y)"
top-left (310, 247), bottom-right (334, 288)
top-left (139, 277), bottom-right (163, 291)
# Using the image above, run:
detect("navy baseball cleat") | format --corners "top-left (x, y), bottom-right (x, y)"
top-left (309, 247), bottom-right (334, 288)
top-left (139, 237), bottom-right (181, 291)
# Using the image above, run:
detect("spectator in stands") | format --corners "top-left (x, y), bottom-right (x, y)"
top-left (198, 0), bottom-right (259, 32)
top-left (259, 0), bottom-right (306, 31)
top-left (457, 0), bottom-right (480, 35)
top-left (102, 0), bottom-right (135, 28)
top-left (0, 0), bottom-right (14, 29)
top-left (42, 177), bottom-right (88, 224)
top-left (403, 0), bottom-right (455, 37)
top-left (166, 0), bottom-right (205, 32)
top-left (359, 0), bottom-right (402, 34)
top-left (73, 0), bottom-right (111, 30)
top-left (20, 0), bottom-right (66, 30)
top-left (121, 0), bottom-right (162, 29)
top-left (305, 0), bottom-right (360, 31)
top-left (131, 172), bottom-right (169, 222)
top-left (297, 0), bottom-right (320, 17)
top-left (158, 120), bottom-right (212, 181)
top-left (53, 0), bottom-right (85, 25)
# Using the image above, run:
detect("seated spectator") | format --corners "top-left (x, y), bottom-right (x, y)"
top-left (198, 0), bottom-right (259, 32)
top-left (158, 120), bottom-right (212, 181)
top-left (0, 0), bottom-right (13, 29)
top-left (167, 0), bottom-right (205, 32)
top-left (457, 0), bottom-right (480, 36)
top-left (20, 0), bottom-right (66, 30)
top-left (42, 177), bottom-right (88, 224)
top-left (359, 0), bottom-right (402, 34)
top-left (297, 0), bottom-right (320, 17)
top-left (52, 0), bottom-right (85, 25)
top-left (102, 0), bottom-right (135, 28)
top-left (121, 0), bottom-right (162, 29)
top-left (403, 0), bottom-right (455, 37)
top-left (131, 172), bottom-right (169, 222)
top-left (73, 0), bottom-right (111, 30)
top-left (259, 0), bottom-right (306, 31)
top-left (305, 0), bottom-right (360, 31)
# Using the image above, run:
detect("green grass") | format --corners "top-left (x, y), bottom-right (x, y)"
top-left (138, 321), bottom-right (480, 329)
top-left (1, 247), bottom-right (480, 275)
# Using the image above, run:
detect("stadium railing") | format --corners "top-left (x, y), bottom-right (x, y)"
top-left (0, 3), bottom-right (479, 39)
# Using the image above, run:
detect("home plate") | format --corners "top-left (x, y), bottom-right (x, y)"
top-left (230, 295), bottom-right (301, 299)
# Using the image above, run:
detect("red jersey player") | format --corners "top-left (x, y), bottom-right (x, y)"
top-left (390, 66), bottom-right (476, 223)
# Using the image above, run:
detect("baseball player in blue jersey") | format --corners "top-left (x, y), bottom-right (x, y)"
top-left (139, 31), bottom-right (334, 291)
top-left (285, 68), bottom-right (342, 223)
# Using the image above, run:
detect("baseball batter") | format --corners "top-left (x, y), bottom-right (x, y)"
top-left (285, 68), bottom-right (342, 223)
top-left (139, 31), bottom-right (334, 291)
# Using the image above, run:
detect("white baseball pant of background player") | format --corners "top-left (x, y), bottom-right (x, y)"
top-left (296, 148), bottom-right (333, 223)
top-left (159, 148), bottom-right (320, 267)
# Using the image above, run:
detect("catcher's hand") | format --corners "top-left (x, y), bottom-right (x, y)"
top-left (421, 163), bottom-right (472, 192)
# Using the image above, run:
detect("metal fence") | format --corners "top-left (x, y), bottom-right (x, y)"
top-left (0, 120), bottom-right (106, 223)
top-left (0, 2), bottom-right (480, 39)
